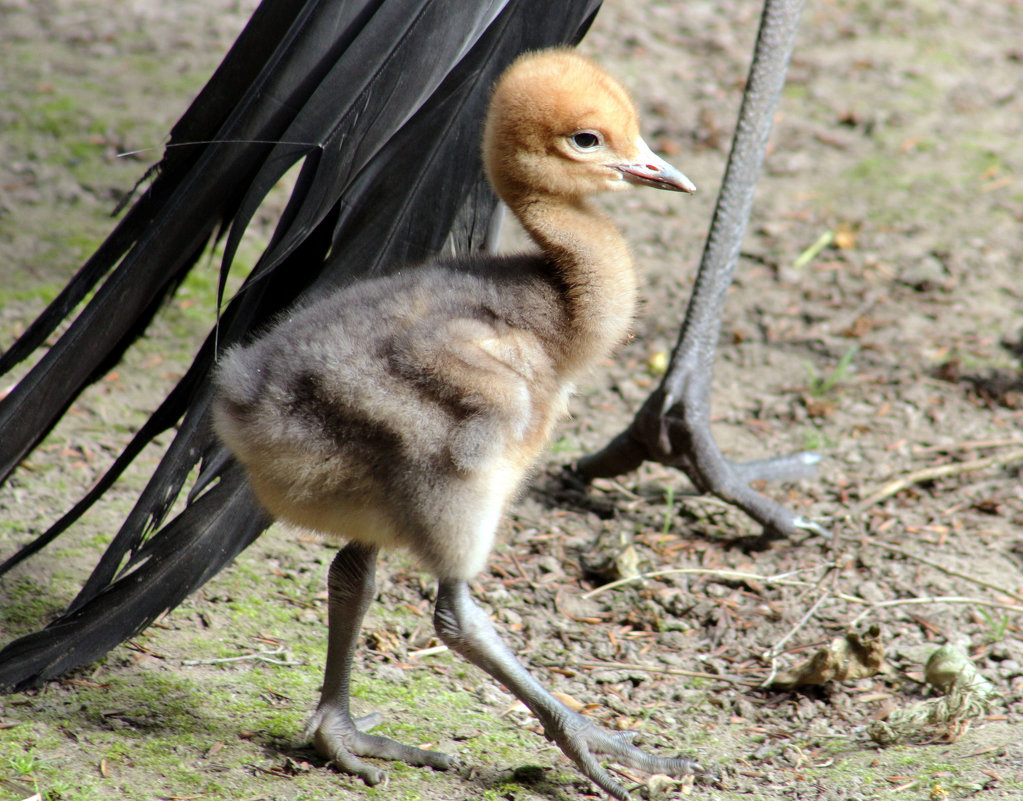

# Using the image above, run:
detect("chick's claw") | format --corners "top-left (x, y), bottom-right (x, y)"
top-left (546, 713), bottom-right (701, 799)
top-left (307, 706), bottom-right (455, 787)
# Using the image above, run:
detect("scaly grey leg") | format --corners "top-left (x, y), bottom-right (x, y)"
top-left (434, 580), bottom-right (700, 799)
top-left (576, 0), bottom-right (827, 540)
top-left (306, 542), bottom-right (454, 785)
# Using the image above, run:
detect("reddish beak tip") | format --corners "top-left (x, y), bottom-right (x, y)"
top-left (614, 137), bottom-right (696, 193)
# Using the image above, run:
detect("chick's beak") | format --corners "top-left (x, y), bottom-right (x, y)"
top-left (612, 137), bottom-right (696, 193)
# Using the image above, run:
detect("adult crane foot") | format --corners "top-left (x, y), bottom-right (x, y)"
top-left (670, 448), bottom-right (830, 540)
top-left (730, 450), bottom-right (821, 485)
top-left (575, 396), bottom-right (830, 539)
top-left (306, 705), bottom-right (455, 786)
top-left (726, 452), bottom-right (832, 539)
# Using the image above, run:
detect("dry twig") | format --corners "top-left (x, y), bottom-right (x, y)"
top-left (848, 595), bottom-right (1023, 627)
top-left (760, 589), bottom-right (832, 685)
top-left (855, 446), bottom-right (1023, 511)
top-left (581, 565), bottom-right (830, 599)
top-left (181, 647), bottom-right (299, 666)
top-left (864, 538), bottom-right (1023, 604)
top-left (575, 660), bottom-right (758, 687)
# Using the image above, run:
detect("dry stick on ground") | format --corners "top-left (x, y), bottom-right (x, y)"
top-left (759, 589), bottom-right (832, 687)
top-left (917, 437), bottom-right (1023, 454)
top-left (583, 560), bottom-right (846, 685)
top-left (579, 529), bottom-right (1023, 610)
top-left (838, 526), bottom-right (1021, 624)
top-left (854, 446), bottom-right (1023, 512)
top-left (757, 537), bottom-right (848, 684)
top-left (864, 538), bottom-right (1023, 605)
top-left (578, 516), bottom-right (1023, 673)
top-left (181, 647), bottom-right (300, 666)
top-left (759, 569), bottom-right (838, 669)
top-left (580, 565), bottom-right (834, 599)
top-left (847, 596), bottom-right (1023, 628)
top-left (575, 661), bottom-right (759, 687)
top-left (576, 562), bottom-right (1022, 683)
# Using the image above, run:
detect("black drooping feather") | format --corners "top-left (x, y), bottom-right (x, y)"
top-left (0, 0), bottom-right (601, 690)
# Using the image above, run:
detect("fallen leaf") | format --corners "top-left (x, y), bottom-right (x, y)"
top-left (551, 691), bottom-right (587, 713)
top-left (769, 625), bottom-right (883, 688)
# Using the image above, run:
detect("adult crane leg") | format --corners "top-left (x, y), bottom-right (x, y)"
top-left (576, 0), bottom-right (825, 538)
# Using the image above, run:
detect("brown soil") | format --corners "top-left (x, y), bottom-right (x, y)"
top-left (1, 0), bottom-right (1022, 799)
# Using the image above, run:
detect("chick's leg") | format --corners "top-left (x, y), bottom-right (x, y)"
top-left (306, 542), bottom-right (453, 785)
top-left (434, 580), bottom-right (700, 800)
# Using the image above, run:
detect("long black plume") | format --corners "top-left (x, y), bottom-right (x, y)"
top-left (0, 0), bottom-right (601, 690)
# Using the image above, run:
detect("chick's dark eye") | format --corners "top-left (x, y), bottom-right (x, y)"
top-left (570, 131), bottom-right (601, 150)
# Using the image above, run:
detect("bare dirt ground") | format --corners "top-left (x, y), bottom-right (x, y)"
top-left (1, 0), bottom-right (1022, 799)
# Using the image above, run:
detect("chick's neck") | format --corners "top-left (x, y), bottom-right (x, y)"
top-left (509, 190), bottom-right (638, 379)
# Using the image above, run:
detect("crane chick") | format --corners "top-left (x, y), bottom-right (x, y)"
top-left (213, 48), bottom-right (698, 799)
